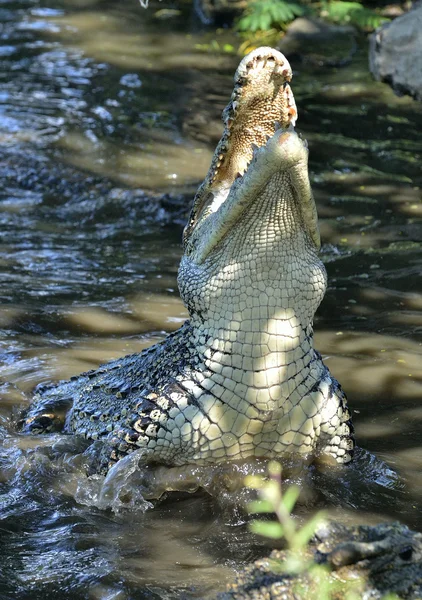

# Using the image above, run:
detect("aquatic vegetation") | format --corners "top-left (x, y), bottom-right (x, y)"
top-left (236, 0), bottom-right (389, 34)
top-left (321, 0), bottom-right (389, 29)
top-left (236, 0), bottom-right (306, 32)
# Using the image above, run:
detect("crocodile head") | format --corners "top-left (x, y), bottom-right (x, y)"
top-left (179, 48), bottom-right (325, 332)
top-left (183, 47), bottom-right (297, 245)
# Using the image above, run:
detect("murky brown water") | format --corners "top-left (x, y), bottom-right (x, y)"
top-left (0, 0), bottom-right (421, 598)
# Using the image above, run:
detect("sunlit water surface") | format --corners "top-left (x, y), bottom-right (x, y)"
top-left (0, 1), bottom-right (421, 598)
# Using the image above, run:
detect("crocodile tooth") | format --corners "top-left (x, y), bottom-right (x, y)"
top-left (255, 58), bottom-right (265, 70)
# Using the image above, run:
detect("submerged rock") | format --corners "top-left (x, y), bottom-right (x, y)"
top-left (369, 5), bottom-right (422, 101)
top-left (217, 521), bottom-right (422, 599)
top-left (278, 18), bottom-right (357, 67)
top-left (194, 0), bottom-right (246, 25)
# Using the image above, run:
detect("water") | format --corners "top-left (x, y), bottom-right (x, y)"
top-left (0, 0), bottom-right (421, 597)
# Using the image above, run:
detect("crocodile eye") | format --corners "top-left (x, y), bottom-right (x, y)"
top-left (399, 546), bottom-right (413, 561)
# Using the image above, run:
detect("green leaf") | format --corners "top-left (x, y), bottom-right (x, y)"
top-left (236, 0), bottom-right (306, 32)
top-left (248, 499), bottom-right (275, 513)
top-left (249, 520), bottom-right (285, 539)
top-left (293, 513), bottom-right (326, 549)
top-left (269, 2), bottom-right (283, 21)
top-left (349, 7), bottom-right (388, 29)
top-left (237, 14), bottom-right (254, 31)
top-left (281, 485), bottom-right (300, 514)
top-left (323, 0), bottom-right (388, 29)
top-left (326, 0), bottom-right (360, 19)
top-left (259, 12), bottom-right (273, 31)
top-left (276, 1), bottom-right (305, 22)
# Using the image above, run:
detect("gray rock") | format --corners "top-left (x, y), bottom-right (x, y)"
top-left (277, 17), bottom-right (357, 66)
top-left (369, 5), bottom-right (422, 101)
top-left (194, 0), bottom-right (246, 25)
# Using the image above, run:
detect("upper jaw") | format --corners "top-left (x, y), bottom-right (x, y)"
top-left (186, 128), bottom-right (321, 264)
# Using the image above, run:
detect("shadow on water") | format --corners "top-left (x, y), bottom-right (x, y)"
top-left (0, 0), bottom-right (421, 597)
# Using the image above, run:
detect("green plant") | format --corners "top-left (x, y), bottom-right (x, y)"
top-left (321, 0), bottom-right (389, 29)
top-left (236, 0), bottom-right (306, 32)
top-left (234, 0), bottom-right (389, 37)
top-left (245, 462), bottom-right (401, 600)
top-left (246, 461), bottom-right (322, 548)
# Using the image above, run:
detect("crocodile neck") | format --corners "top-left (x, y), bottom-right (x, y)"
top-left (189, 319), bottom-right (323, 415)
top-left (180, 215), bottom-right (327, 417)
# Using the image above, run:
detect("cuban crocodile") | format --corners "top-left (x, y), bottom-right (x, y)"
top-left (22, 47), bottom-right (354, 472)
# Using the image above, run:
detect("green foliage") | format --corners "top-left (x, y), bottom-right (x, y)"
top-left (246, 461), bottom-right (325, 551)
top-left (321, 0), bottom-right (389, 29)
top-left (236, 0), bottom-right (306, 32)
top-left (234, 0), bottom-right (389, 36)
top-left (245, 462), bottom-right (400, 600)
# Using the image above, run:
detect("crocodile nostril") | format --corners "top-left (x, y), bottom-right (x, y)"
top-left (399, 546), bottom-right (413, 561)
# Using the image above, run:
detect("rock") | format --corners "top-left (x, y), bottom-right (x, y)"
top-left (194, 0), bottom-right (246, 25)
top-left (216, 521), bottom-right (422, 599)
top-left (277, 18), bottom-right (357, 67)
top-left (369, 5), bottom-right (422, 101)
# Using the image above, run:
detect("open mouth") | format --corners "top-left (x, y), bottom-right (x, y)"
top-left (183, 48), bottom-right (320, 262)
top-left (191, 129), bottom-right (321, 263)
top-left (183, 47), bottom-right (298, 246)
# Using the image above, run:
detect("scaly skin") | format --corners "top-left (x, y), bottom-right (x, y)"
top-left (184, 47), bottom-right (297, 245)
top-left (22, 48), bottom-right (354, 473)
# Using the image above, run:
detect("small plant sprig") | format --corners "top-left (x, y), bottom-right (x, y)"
top-left (246, 461), bottom-right (322, 551)
top-left (245, 462), bottom-right (401, 600)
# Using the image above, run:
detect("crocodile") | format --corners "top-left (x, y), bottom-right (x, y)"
top-left (22, 47), bottom-right (354, 473)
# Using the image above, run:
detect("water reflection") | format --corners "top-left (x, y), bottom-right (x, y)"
top-left (0, 0), bottom-right (421, 597)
